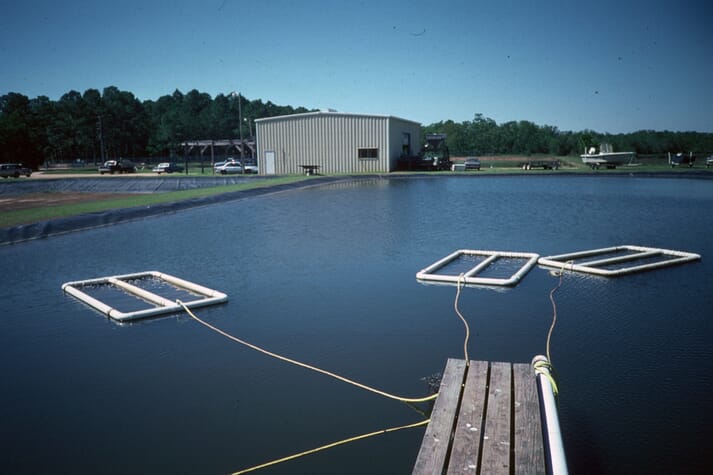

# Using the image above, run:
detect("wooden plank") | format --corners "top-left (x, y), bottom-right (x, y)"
top-left (480, 362), bottom-right (512, 474)
top-left (413, 359), bottom-right (546, 475)
top-left (413, 358), bottom-right (467, 474)
top-left (446, 360), bottom-right (489, 474)
top-left (513, 363), bottom-right (545, 475)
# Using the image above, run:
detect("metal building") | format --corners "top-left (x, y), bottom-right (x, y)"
top-left (255, 111), bottom-right (421, 175)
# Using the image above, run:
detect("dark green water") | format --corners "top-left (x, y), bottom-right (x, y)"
top-left (1, 175), bottom-right (712, 474)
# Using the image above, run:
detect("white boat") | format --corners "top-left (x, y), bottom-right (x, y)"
top-left (580, 143), bottom-right (635, 169)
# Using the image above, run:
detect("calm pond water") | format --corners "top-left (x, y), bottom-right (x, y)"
top-left (1, 175), bottom-right (712, 474)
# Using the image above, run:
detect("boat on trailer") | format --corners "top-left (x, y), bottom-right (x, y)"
top-left (581, 143), bottom-right (635, 169)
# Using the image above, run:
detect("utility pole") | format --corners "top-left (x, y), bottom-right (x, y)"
top-left (231, 91), bottom-right (245, 171)
top-left (244, 117), bottom-right (254, 159)
top-left (97, 115), bottom-right (106, 165)
top-left (238, 92), bottom-right (244, 162)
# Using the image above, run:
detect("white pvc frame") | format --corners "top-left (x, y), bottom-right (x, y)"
top-left (416, 250), bottom-right (540, 286)
top-left (62, 271), bottom-right (228, 322)
top-left (537, 245), bottom-right (701, 277)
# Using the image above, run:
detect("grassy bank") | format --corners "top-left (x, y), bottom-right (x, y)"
top-left (1, 175), bottom-right (310, 228)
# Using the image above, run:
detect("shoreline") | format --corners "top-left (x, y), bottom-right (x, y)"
top-left (2, 172), bottom-right (712, 246)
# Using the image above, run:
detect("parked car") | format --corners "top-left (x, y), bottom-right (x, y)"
top-left (213, 159), bottom-right (231, 169)
top-left (152, 162), bottom-right (184, 174)
top-left (214, 160), bottom-right (243, 174)
top-left (706, 155), bottom-right (713, 168)
top-left (99, 159), bottom-right (137, 174)
top-left (242, 162), bottom-right (258, 174)
top-left (0, 163), bottom-right (32, 178)
top-left (213, 157), bottom-right (242, 169)
top-left (464, 157), bottom-right (481, 171)
top-left (669, 152), bottom-right (695, 168)
top-left (521, 160), bottom-right (560, 170)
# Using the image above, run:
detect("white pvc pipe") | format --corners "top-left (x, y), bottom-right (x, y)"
top-left (532, 355), bottom-right (568, 475)
top-left (539, 246), bottom-right (622, 262)
top-left (464, 254), bottom-right (498, 277)
top-left (62, 271), bottom-right (227, 322)
top-left (577, 250), bottom-right (660, 267)
top-left (108, 277), bottom-right (176, 307)
top-left (416, 249), bottom-right (462, 276)
top-left (62, 284), bottom-right (116, 316)
top-left (153, 271), bottom-right (227, 299)
top-left (538, 245), bottom-right (700, 277)
top-left (416, 250), bottom-right (540, 287)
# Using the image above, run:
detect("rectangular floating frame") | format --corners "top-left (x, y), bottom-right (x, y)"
top-left (62, 271), bottom-right (228, 322)
top-left (416, 250), bottom-right (540, 287)
top-left (537, 245), bottom-right (701, 277)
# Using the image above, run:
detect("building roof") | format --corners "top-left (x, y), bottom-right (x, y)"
top-left (255, 110), bottom-right (421, 126)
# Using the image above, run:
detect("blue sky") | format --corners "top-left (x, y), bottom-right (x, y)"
top-left (2, 0), bottom-right (711, 133)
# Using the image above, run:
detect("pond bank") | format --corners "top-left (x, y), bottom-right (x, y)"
top-left (0, 175), bottom-right (366, 245)
top-left (2, 171), bottom-right (711, 246)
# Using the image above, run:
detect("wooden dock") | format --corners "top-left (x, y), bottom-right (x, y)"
top-left (413, 359), bottom-right (545, 474)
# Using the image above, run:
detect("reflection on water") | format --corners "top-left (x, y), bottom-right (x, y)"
top-left (1, 175), bottom-right (712, 474)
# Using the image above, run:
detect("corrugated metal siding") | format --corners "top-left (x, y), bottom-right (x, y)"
top-left (389, 118), bottom-right (421, 170)
top-left (257, 112), bottom-right (421, 174)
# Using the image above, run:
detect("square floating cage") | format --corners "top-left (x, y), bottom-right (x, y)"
top-left (416, 250), bottom-right (540, 286)
top-left (62, 271), bottom-right (228, 322)
top-left (537, 245), bottom-right (701, 277)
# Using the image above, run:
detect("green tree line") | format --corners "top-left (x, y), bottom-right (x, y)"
top-left (0, 87), bottom-right (310, 169)
top-left (424, 113), bottom-right (713, 157)
top-left (1, 88), bottom-right (712, 169)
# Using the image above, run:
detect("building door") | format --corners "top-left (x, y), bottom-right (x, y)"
top-left (402, 133), bottom-right (411, 155)
top-left (264, 150), bottom-right (276, 175)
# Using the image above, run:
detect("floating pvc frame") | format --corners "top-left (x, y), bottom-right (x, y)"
top-left (537, 245), bottom-right (701, 277)
top-left (62, 271), bottom-right (228, 322)
top-left (416, 250), bottom-right (540, 286)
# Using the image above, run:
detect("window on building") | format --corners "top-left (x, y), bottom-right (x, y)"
top-left (358, 148), bottom-right (379, 160)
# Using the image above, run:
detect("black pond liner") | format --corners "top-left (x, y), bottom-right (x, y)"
top-left (0, 175), bottom-right (371, 245)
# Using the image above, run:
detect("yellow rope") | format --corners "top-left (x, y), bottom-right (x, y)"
top-left (231, 419), bottom-right (430, 475)
top-left (453, 273), bottom-right (470, 363)
top-left (546, 264), bottom-right (564, 364)
top-left (176, 301), bottom-right (438, 404)
top-left (545, 260), bottom-right (574, 364)
top-left (533, 359), bottom-right (559, 396)
top-left (536, 260), bottom-right (573, 396)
